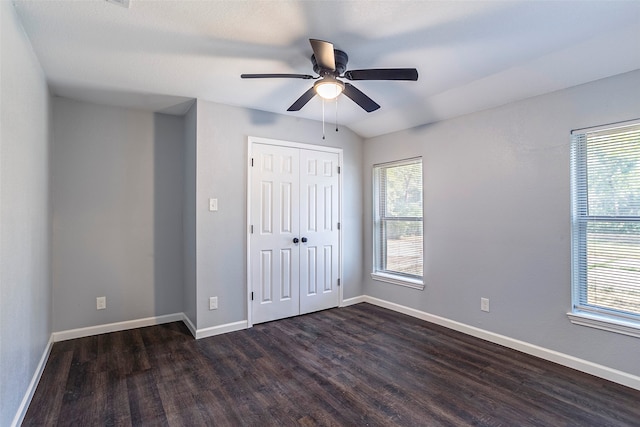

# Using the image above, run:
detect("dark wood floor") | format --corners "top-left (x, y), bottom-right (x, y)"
top-left (24, 303), bottom-right (640, 426)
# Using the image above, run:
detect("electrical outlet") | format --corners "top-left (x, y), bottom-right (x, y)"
top-left (209, 296), bottom-right (218, 310)
top-left (97, 296), bottom-right (106, 310)
top-left (481, 297), bottom-right (490, 312)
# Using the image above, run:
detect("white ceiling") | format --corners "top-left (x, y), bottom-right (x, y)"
top-left (12, 0), bottom-right (640, 138)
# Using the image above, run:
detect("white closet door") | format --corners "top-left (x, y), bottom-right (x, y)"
top-left (299, 149), bottom-right (340, 314)
top-left (250, 144), bottom-right (300, 324)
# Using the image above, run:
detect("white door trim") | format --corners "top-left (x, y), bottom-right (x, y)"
top-left (246, 136), bottom-right (343, 327)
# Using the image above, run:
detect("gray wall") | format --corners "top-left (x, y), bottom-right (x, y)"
top-left (51, 98), bottom-right (184, 331)
top-left (194, 100), bottom-right (364, 329)
top-left (0, 2), bottom-right (51, 425)
top-left (362, 70), bottom-right (640, 376)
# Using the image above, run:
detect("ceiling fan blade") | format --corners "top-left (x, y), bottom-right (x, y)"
top-left (287, 87), bottom-right (317, 111)
top-left (241, 73), bottom-right (315, 79)
top-left (309, 39), bottom-right (336, 71)
top-left (342, 83), bottom-right (380, 112)
top-left (344, 68), bottom-right (418, 81)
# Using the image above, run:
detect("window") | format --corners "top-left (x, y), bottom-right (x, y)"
top-left (569, 120), bottom-right (640, 337)
top-left (373, 158), bottom-right (424, 289)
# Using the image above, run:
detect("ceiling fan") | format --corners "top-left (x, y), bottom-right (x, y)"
top-left (241, 39), bottom-right (418, 113)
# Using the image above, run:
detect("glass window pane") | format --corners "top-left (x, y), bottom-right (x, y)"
top-left (382, 162), bottom-right (423, 218)
top-left (584, 221), bottom-right (640, 316)
top-left (587, 127), bottom-right (640, 217)
top-left (382, 220), bottom-right (423, 277)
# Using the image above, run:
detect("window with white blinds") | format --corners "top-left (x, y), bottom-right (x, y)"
top-left (373, 158), bottom-right (424, 289)
top-left (570, 120), bottom-right (640, 335)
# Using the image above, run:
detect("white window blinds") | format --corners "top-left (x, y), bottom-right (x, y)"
top-left (570, 120), bottom-right (640, 326)
top-left (373, 158), bottom-right (423, 283)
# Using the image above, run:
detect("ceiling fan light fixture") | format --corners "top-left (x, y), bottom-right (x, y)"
top-left (314, 78), bottom-right (344, 100)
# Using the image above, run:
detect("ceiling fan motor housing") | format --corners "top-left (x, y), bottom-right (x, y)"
top-left (312, 50), bottom-right (349, 76)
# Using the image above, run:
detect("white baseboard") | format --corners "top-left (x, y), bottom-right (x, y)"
top-left (52, 313), bottom-right (185, 342)
top-left (341, 295), bottom-right (366, 307)
top-left (11, 335), bottom-right (54, 427)
top-left (51, 312), bottom-right (248, 342)
top-left (194, 320), bottom-right (248, 339)
top-left (182, 313), bottom-right (197, 338)
top-left (360, 295), bottom-right (640, 391)
top-left (180, 314), bottom-right (248, 339)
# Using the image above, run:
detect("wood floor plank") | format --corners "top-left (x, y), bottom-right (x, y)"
top-left (21, 349), bottom-right (73, 425)
top-left (23, 303), bottom-right (640, 426)
top-left (126, 371), bottom-right (168, 426)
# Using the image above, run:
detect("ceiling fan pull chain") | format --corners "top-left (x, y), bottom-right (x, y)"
top-left (322, 98), bottom-right (326, 140)
top-left (335, 98), bottom-right (339, 132)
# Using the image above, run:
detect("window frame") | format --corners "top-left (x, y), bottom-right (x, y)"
top-left (569, 119), bottom-right (640, 338)
top-left (372, 157), bottom-right (424, 290)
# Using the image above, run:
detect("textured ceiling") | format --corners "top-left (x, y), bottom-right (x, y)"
top-left (12, 0), bottom-right (640, 138)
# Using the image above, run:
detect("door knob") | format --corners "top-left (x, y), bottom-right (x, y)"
top-left (293, 237), bottom-right (299, 244)
top-left (301, 237), bottom-right (308, 243)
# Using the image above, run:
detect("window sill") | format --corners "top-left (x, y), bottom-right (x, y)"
top-left (567, 311), bottom-right (640, 338)
top-left (371, 272), bottom-right (424, 291)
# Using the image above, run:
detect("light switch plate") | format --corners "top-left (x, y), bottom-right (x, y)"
top-left (209, 198), bottom-right (218, 211)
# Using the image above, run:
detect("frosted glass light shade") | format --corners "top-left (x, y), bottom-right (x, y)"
top-left (314, 79), bottom-right (344, 100)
